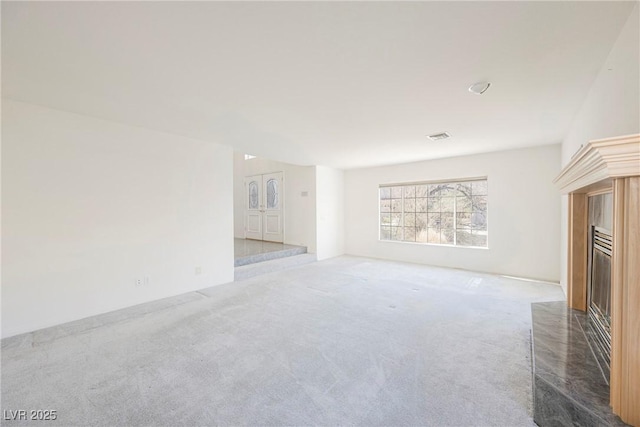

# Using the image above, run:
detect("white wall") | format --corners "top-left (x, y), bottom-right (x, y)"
top-left (562, 4), bottom-right (639, 163)
top-left (345, 145), bottom-right (561, 282)
top-left (559, 5), bottom-right (640, 294)
top-left (2, 100), bottom-right (234, 338)
top-left (233, 152), bottom-right (317, 252)
top-left (315, 166), bottom-right (345, 261)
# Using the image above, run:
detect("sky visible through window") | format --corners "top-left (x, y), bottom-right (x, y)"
top-left (379, 179), bottom-right (488, 247)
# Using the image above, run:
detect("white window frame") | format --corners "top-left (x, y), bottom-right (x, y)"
top-left (378, 177), bottom-right (488, 248)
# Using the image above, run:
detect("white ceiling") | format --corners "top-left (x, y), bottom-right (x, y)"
top-left (2, 2), bottom-right (636, 169)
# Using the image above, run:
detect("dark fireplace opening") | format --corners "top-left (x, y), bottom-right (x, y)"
top-left (587, 226), bottom-right (612, 377)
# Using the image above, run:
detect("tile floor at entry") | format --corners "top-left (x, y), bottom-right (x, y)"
top-left (234, 238), bottom-right (307, 267)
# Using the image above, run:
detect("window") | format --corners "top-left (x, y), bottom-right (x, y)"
top-left (379, 178), bottom-right (488, 247)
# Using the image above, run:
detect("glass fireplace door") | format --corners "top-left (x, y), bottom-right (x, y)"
top-left (588, 226), bottom-right (612, 368)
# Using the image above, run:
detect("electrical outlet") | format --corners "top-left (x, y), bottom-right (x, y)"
top-left (134, 277), bottom-right (143, 287)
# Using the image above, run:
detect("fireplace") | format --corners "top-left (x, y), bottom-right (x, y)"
top-left (554, 133), bottom-right (639, 425)
top-left (587, 226), bottom-right (612, 373)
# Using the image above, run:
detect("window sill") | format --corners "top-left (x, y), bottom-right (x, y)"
top-left (378, 239), bottom-right (489, 250)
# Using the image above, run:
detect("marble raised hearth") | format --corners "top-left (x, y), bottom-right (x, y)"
top-left (532, 302), bottom-right (627, 426)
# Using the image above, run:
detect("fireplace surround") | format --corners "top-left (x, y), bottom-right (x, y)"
top-left (554, 134), bottom-right (640, 425)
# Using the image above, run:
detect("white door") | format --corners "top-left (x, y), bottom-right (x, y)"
top-left (245, 175), bottom-right (263, 240)
top-left (244, 172), bottom-right (284, 242)
top-left (261, 172), bottom-right (284, 242)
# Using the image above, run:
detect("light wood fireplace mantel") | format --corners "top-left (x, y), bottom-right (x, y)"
top-left (555, 134), bottom-right (640, 194)
top-left (554, 134), bottom-right (640, 426)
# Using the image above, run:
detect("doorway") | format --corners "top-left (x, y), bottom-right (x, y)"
top-left (245, 172), bottom-right (284, 242)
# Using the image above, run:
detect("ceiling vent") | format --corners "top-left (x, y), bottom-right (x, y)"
top-left (427, 132), bottom-right (451, 141)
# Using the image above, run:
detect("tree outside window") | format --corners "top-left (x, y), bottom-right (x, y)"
top-left (380, 179), bottom-right (488, 247)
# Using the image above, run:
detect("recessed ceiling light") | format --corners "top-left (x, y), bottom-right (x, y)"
top-left (427, 132), bottom-right (451, 141)
top-left (468, 82), bottom-right (491, 95)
